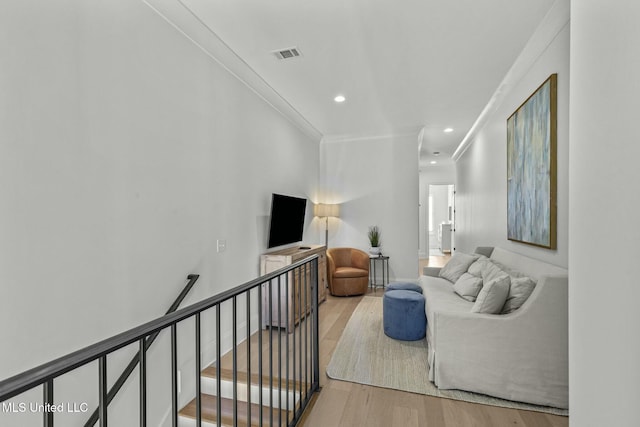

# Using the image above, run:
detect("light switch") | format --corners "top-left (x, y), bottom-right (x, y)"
top-left (217, 239), bottom-right (227, 253)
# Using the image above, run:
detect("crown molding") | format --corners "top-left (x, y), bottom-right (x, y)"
top-left (452, 0), bottom-right (570, 161)
top-left (142, 0), bottom-right (323, 142)
top-left (321, 126), bottom-right (424, 144)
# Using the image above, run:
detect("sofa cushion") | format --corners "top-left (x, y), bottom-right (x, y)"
top-left (471, 275), bottom-right (511, 314)
top-left (502, 276), bottom-right (536, 313)
top-left (439, 252), bottom-right (478, 283)
top-left (453, 273), bottom-right (483, 302)
top-left (420, 275), bottom-right (474, 332)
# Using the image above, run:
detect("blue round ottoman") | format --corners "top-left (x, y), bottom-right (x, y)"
top-left (386, 281), bottom-right (423, 294)
top-left (383, 290), bottom-right (426, 341)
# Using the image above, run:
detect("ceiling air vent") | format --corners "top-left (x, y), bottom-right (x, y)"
top-left (273, 47), bottom-right (302, 60)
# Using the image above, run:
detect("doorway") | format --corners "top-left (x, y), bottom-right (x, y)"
top-left (428, 184), bottom-right (455, 256)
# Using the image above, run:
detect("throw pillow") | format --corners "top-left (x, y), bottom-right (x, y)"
top-left (492, 260), bottom-right (525, 279)
top-left (480, 260), bottom-right (509, 283)
top-left (502, 276), bottom-right (536, 313)
top-left (471, 275), bottom-right (511, 314)
top-left (438, 252), bottom-right (479, 283)
top-left (467, 255), bottom-right (489, 277)
top-left (453, 273), bottom-right (483, 301)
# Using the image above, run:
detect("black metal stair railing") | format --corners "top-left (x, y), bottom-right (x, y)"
top-left (82, 274), bottom-right (200, 427)
top-left (0, 255), bottom-right (321, 427)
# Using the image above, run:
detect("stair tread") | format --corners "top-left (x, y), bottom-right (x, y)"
top-left (202, 366), bottom-right (308, 391)
top-left (179, 394), bottom-right (291, 426)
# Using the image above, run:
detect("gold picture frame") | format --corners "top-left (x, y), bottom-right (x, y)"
top-left (506, 74), bottom-right (557, 249)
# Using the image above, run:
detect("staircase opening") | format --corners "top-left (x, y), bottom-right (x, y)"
top-left (0, 257), bottom-right (321, 426)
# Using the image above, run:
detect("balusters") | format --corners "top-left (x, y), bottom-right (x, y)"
top-left (139, 338), bottom-right (147, 427)
top-left (170, 325), bottom-right (178, 427)
top-left (245, 291), bottom-right (252, 427)
top-left (232, 297), bottom-right (238, 427)
top-left (195, 314), bottom-right (202, 427)
top-left (216, 305), bottom-right (221, 427)
top-left (43, 379), bottom-right (53, 427)
top-left (98, 356), bottom-right (107, 426)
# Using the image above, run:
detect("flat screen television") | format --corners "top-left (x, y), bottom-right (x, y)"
top-left (267, 193), bottom-right (307, 248)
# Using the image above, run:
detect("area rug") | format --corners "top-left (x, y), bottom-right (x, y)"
top-left (326, 296), bottom-right (568, 416)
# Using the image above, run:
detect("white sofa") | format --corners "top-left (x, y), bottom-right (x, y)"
top-left (420, 246), bottom-right (568, 409)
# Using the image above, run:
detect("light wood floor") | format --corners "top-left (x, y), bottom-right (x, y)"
top-left (300, 280), bottom-right (569, 426)
top-left (419, 254), bottom-right (451, 271)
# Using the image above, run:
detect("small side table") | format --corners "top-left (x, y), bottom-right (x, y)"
top-left (370, 255), bottom-right (390, 291)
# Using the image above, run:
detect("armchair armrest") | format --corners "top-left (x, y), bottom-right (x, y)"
top-left (351, 249), bottom-right (370, 271)
top-left (326, 251), bottom-right (336, 288)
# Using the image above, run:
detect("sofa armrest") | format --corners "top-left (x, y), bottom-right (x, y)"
top-left (423, 266), bottom-right (441, 277)
top-left (474, 246), bottom-right (494, 257)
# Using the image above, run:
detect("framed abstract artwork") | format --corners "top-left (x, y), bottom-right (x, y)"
top-left (507, 74), bottom-right (557, 249)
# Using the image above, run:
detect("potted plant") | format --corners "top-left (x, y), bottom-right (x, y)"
top-left (368, 226), bottom-right (382, 255)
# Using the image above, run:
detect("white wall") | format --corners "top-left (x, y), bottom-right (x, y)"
top-left (320, 134), bottom-right (420, 281)
top-left (0, 1), bottom-right (319, 425)
top-left (455, 17), bottom-right (570, 267)
top-left (418, 163), bottom-right (455, 256)
top-left (569, 2), bottom-right (640, 426)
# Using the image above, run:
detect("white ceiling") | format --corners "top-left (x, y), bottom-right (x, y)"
top-left (171, 0), bottom-right (556, 162)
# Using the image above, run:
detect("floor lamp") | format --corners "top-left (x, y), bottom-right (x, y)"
top-left (314, 203), bottom-right (340, 247)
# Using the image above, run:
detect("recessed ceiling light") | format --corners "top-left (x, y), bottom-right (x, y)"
top-left (444, 128), bottom-right (454, 133)
top-left (334, 95), bottom-right (346, 103)
top-left (430, 161), bottom-right (437, 164)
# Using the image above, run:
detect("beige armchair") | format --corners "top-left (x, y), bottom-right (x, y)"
top-left (326, 247), bottom-right (370, 296)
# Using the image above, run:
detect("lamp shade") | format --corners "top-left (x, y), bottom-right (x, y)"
top-left (314, 203), bottom-right (340, 218)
